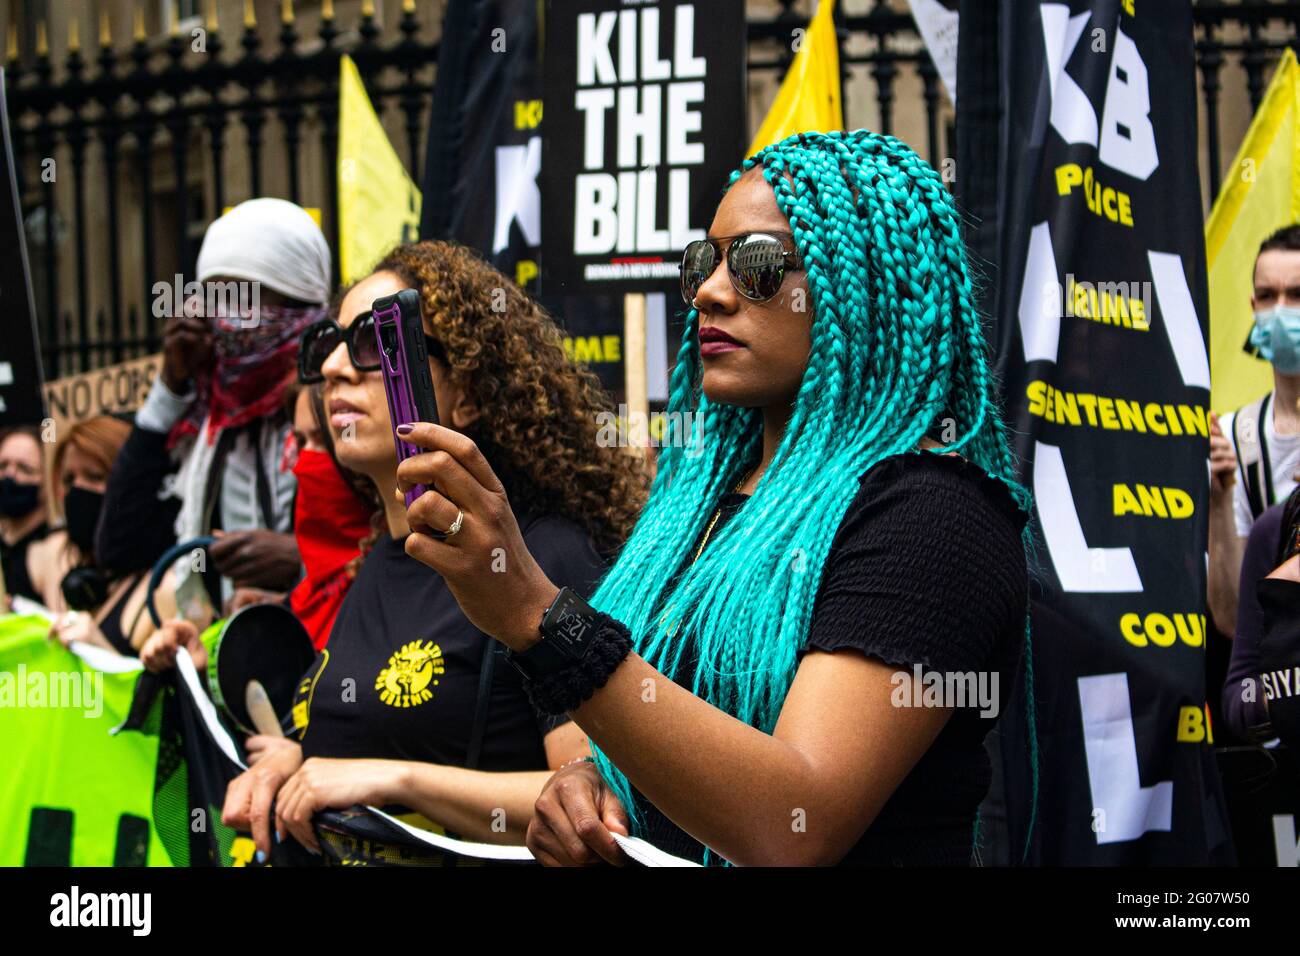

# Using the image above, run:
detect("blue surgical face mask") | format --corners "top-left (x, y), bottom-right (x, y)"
top-left (1250, 305), bottom-right (1300, 373)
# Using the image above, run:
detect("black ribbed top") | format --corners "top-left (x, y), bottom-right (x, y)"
top-left (634, 451), bottom-right (1030, 866)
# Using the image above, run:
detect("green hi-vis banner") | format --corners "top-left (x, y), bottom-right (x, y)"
top-left (0, 614), bottom-right (171, 866)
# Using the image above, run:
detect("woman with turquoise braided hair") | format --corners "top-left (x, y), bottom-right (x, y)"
top-left (394, 129), bottom-right (1035, 866)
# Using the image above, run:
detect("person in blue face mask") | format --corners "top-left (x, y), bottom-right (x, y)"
top-left (1250, 304), bottom-right (1300, 373)
top-left (1209, 225), bottom-right (1300, 716)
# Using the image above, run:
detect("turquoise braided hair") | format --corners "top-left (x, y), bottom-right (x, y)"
top-left (587, 130), bottom-right (1038, 863)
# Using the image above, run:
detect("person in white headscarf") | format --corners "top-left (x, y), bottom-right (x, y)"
top-left (95, 199), bottom-right (332, 606)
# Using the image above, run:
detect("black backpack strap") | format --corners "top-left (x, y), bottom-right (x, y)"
top-left (203, 422), bottom-right (275, 532)
top-left (1259, 392), bottom-right (1277, 508)
top-left (249, 419), bottom-right (277, 530)
top-left (201, 427), bottom-right (238, 532)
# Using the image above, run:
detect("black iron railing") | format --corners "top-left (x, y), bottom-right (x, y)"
top-left (1196, 0), bottom-right (1300, 200)
top-left (5, 0), bottom-right (437, 379)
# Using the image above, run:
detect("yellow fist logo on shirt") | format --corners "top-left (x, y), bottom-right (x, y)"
top-left (375, 640), bottom-right (445, 708)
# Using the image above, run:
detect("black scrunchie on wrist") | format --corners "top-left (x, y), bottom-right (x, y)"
top-left (523, 617), bottom-right (633, 715)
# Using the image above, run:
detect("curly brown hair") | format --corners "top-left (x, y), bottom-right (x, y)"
top-left (370, 241), bottom-right (648, 554)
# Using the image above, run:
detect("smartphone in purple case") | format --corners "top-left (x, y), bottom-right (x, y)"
top-left (371, 289), bottom-right (440, 510)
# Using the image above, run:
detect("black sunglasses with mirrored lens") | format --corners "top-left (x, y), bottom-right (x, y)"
top-left (298, 311), bottom-right (444, 384)
top-left (679, 232), bottom-right (802, 305)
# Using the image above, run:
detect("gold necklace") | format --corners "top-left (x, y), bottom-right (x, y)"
top-left (692, 470), bottom-right (753, 565)
top-left (659, 469), bottom-right (757, 638)
top-left (692, 509), bottom-right (724, 565)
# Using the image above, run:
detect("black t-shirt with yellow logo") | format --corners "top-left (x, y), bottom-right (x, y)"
top-left (295, 514), bottom-right (605, 771)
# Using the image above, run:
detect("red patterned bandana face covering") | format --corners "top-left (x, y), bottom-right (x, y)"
top-left (170, 303), bottom-right (326, 446)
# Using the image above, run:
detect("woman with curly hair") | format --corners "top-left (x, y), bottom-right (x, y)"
top-left (219, 241), bottom-right (647, 860)
top-left (394, 130), bottom-right (1036, 866)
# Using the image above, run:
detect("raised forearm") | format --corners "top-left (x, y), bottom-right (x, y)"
top-left (571, 655), bottom-right (839, 866)
top-left (1207, 496), bottom-right (1245, 635)
top-left (391, 763), bottom-right (558, 844)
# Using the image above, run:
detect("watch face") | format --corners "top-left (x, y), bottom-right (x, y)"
top-left (547, 590), bottom-right (596, 658)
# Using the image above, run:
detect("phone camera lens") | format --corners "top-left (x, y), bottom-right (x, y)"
top-left (380, 323), bottom-right (399, 360)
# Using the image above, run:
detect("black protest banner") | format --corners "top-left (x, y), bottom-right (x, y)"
top-left (960, 1), bottom-right (1232, 863)
top-left (0, 69), bottom-right (46, 425)
top-left (421, 0), bottom-right (545, 293)
top-left (551, 290), bottom-right (674, 408)
top-left (420, 0), bottom-right (633, 401)
top-left (542, 0), bottom-right (747, 295)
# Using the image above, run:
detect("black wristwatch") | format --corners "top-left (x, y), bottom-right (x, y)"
top-left (504, 587), bottom-right (603, 681)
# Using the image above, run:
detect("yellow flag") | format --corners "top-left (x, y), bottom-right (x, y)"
top-left (1206, 48), bottom-right (1300, 413)
top-left (747, 0), bottom-right (843, 156)
top-left (338, 54), bottom-right (422, 284)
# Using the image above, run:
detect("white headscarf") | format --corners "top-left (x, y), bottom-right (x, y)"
top-left (195, 198), bottom-right (332, 305)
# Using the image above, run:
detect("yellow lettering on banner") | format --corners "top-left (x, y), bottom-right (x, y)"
top-left (1027, 380), bottom-right (1047, 416)
top-left (1119, 612), bottom-right (1206, 648)
top-left (1177, 704), bottom-right (1214, 744)
top-left (1114, 484), bottom-right (1141, 515)
top-left (1098, 396), bottom-right (1119, 429)
top-left (1147, 614), bottom-right (1176, 647)
top-left (1026, 381), bottom-right (1209, 438)
top-left (1065, 275), bottom-right (1148, 329)
top-left (1076, 392), bottom-right (1098, 425)
top-left (1053, 163), bottom-right (1135, 227)
top-left (1054, 388), bottom-right (1081, 426)
top-left (1116, 398), bottom-right (1144, 431)
top-left (1175, 614), bottom-right (1205, 646)
top-left (1179, 405), bottom-right (1207, 436)
top-left (1055, 163), bottom-right (1082, 195)
top-left (1137, 483), bottom-right (1165, 517)
top-left (514, 99), bottom-right (543, 130)
top-left (564, 335), bottom-right (623, 364)
top-left (1113, 483), bottom-right (1195, 518)
top-left (515, 260), bottom-right (539, 287)
top-left (1164, 404), bottom-right (1184, 435)
top-left (1144, 404), bottom-right (1167, 435)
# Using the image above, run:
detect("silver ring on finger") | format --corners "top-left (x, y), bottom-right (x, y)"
top-left (445, 509), bottom-right (465, 537)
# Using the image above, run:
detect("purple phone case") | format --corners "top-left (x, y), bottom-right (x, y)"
top-left (373, 299), bottom-right (431, 508)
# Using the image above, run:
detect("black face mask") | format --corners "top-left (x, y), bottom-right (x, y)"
top-left (63, 486), bottom-right (104, 555)
top-left (0, 476), bottom-right (41, 519)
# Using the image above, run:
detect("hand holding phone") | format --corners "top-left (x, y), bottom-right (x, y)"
top-left (371, 289), bottom-right (441, 510)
